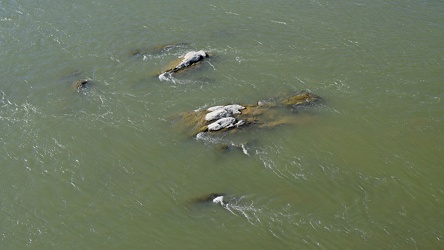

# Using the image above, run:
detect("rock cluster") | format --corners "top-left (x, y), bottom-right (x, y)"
top-left (174, 92), bottom-right (322, 137)
top-left (205, 105), bottom-right (246, 131)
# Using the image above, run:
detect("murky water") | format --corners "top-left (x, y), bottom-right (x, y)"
top-left (1, 0), bottom-right (443, 249)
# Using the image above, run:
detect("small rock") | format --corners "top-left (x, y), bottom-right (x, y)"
top-left (191, 193), bottom-right (227, 205)
top-left (71, 79), bottom-right (90, 91)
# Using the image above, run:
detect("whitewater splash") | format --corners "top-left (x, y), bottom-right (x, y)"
top-left (191, 194), bottom-right (264, 226)
top-left (158, 72), bottom-right (178, 84)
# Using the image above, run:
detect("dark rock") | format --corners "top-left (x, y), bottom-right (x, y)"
top-left (280, 91), bottom-right (322, 107)
top-left (191, 193), bottom-right (227, 205)
top-left (71, 79), bottom-right (90, 91)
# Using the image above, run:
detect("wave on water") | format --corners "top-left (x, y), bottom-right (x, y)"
top-left (195, 132), bottom-right (250, 156)
top-left (210, 193), bottom-right (314, 243)
top-left (158, 72), bottom-right (178, 84)
top-left (221, 195), bottom-right (263, 225)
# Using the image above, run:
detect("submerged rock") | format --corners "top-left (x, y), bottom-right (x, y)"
top-left (217, 142), bottom-right (250, 155)
top-left (159, 50), bottom-right (209, 80)
top-left (173, 92), bottom-right (322, 136)
top-left (130, 42), bottom-right (189, 57)
top-left (281, 92), bottom-right (321, 107)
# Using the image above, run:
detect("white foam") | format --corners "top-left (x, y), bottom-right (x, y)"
top-left (212, 196), bottom-right (225, 206)
top-left (241, 143), bottom-right (249, 156)
top-left (158, 72), bottom-right (177, 84)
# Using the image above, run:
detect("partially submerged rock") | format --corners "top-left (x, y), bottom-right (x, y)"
top-left (281, 91), bottom-right (321, 107)
top-left (217, 142), bottom-right (250, 155)
top-left (191, 193), bottom-right (227, 206)
top-left (173, 92), bottom-right (322, 136)
top-left (71, 79), bottom-right (90, 91)
top-left (159, 50), bottom-right (209, 80)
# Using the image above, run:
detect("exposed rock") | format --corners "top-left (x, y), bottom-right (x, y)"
top-left (172, 91), bottom-right (322, 137)
top-left (208, 117), bottom-right (239, 131)
top-left (159, 50), bottom-right (209, 80)
top-left (205, 104), bottom-right (245, 121)
top-left (173, 50), bottom-right (208, 71)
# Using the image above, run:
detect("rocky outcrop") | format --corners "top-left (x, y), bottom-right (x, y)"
top-left (205, 104), bottom-right (245, 121)
top-left (159, 50), bottom-right (209, 80)
top-left (173, 92), bottom-right (322, 136)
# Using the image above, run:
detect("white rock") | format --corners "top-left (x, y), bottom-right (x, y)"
top-left (175, 50), bottom-right (207, 70)
top-left (204, 104), bottom-right (245, 121)
top-left (207, 117), bottom-right (237, 131)
top-left (207, 105), bottom-right (224, 112)
top-left (205, 108), bottom-right (229, 121)
top-left (224, 104), bottom-right (245, 114)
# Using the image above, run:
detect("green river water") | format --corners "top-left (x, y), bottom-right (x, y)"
top-left (1, 0), bottom-right (443, 249)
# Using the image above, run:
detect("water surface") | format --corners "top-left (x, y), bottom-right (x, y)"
top-left (1, 0), bottom-right (443, 249)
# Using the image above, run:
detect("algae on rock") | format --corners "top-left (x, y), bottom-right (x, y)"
top-left (172, 92), bottom-right (322, 137)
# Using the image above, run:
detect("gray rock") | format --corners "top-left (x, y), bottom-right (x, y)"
top-left (175, 50), bottom-right (208, 71)
top-left (159, 50), bottom-right (208, 79)
top-left (207, 117), bottom-right (237, 131)
top-left (224, 104), bottom-right (245, 114)
top-left (235, 120), bottom-right (246, 127)
top-left (205, 104), bottom-right (245, 121)
top-left (205, 108), bottom-right (230, 121)
top-left (207, 105), bottom-right (225, 112)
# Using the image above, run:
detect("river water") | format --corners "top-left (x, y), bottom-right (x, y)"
top-left (1, 0), bottom-right (443, 249)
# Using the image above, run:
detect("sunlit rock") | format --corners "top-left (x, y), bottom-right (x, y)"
top-left (172, 91), bottom-right (322, 136)
top-left (207, 117), bottom-right (242, 131)
top-left (158, 50), bottom-right (209, 80)
top-left (205, 104), bottom-right (245, 121)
